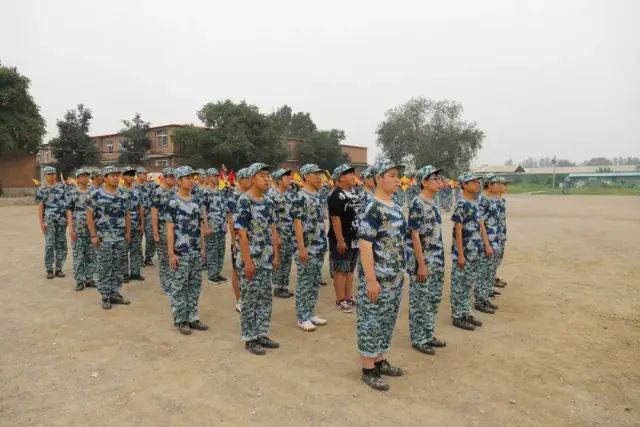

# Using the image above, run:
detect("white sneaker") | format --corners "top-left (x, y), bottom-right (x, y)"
top-left (297, 320), bottom-right (316, 331)
top-left (235, 300), bottom-right (242, 313)
top-left (310, 316), bottom-right (327, 326)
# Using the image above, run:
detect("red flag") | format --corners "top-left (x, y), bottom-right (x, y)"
top-left (228, 170), bottom-right (235, 186)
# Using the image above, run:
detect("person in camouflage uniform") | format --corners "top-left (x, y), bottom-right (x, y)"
top-left (360, 167), bottom-right (376, 206)
top-left (201, 168), bottom-right (229, 284)
top-left (119, 167), bottom-right (145, 283)
top-left (36, 166), bottom-right (69, 279)
top-left (356, 158), bottom-right (407, 392)
top-left (133, 167), bottom-right (155, 266)
top-left (450, 172), bottom-right (484, 331)
top-left (65, 169), bottom-right (94, 291)
top-left (86, 166), bottom-right (131, 310)
top-left (86, 169), bottom-right (104, 283)
top-left (151, 168), bottom-right (177, 294)
top-left (234, 163), bottom-right (281, 355)
top-left (407, 165), bottom-right (448, 356)
top-left (164, 166), bottom-right (209, 335)
top-left (292, 164), bottom-right (329, 331)
top-left (228, 168), bottom-right (252, 313)
top-left (192, 168), bottom-right (206, 199)
top-left (494, 176), bottom-right (511, 288)
top-left (90, 169), bottom-right (104, 190)
top-left (268, 168), bottom-right (295, 298)
top-left (476, 174), bottom-right (501, 313)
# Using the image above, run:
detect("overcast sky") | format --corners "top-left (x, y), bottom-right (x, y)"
top-left (3, 0), bottom-right (639, 165)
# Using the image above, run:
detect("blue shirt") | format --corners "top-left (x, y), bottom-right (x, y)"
top-left (35, 183), bottom-right (68, 224)
top-left (451, 197), bottom-right (483, 262)
top-left (233, 193), bottom-right (276, 270)
top-left (290, 189), bottom-right (327, 257)
top-left (407, 195), bottom-right (445, 273)
top-left (201, 187), bottom-right (229, 233)
top-left (478, 194), bottom-right (500, 250)
top-left (164, 194), bottom-right (204, 257)
top-left (86, 188), bottom-right (128, 242)
top-left (150, 185), bottom-right (174, 231)
top-left (66, 187), bottom-right (92, 235)
top-left (118, 186), bottom-right (143, 230)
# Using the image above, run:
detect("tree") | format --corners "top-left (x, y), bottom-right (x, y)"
top-left (585, 157), bottom-right (612, 166)
top-left (270, 105), bottom-right (317, 138)
top-left (504, 158), bottom-right (514, 166)
top-left (174, 99), bottom-right (288, 169)
top-left (49, 104), bottom-right (99, 177)
top-left (376, 97), bottom-right (484, 176)
top-left (556, 159), bottom-right (575, 167)
top-left (118, 113), bottom-right (151, 165)
top-left (0, 62), bottom-right (46, 155)
top-left (296, 129), bottom-right (350, 171)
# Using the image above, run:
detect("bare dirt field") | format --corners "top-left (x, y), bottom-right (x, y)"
top-left (1, 195), bottom-right (639, 427)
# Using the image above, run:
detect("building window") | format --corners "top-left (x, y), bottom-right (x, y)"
top-left (156, 129), bottom-right (168, 147)
top-left (155, 159), bottom-right (169, 167)
top-left (105, 139), bottom-right (114, 153)
top-left (117, 138), bottom-right (124, 152)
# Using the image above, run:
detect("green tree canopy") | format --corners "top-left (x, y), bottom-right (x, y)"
top-left (585, 157), bottom-right (613, 166)
top-left (49, 104), bottom-right (99, 176)
top-left (270, 105), bottom-right (317, 139)
top-left (174, 100), bottom-right (288, 169)
top-left (376, 97), bottom-right (484, 176)
top-left (296, 129), bottom-right (350, 171)
top-left (0, 62), bottom-right (46, 155)
top-left (118, 113), bottom-right (151, 165)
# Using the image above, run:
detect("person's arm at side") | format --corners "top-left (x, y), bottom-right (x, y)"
top-left (151, 207), bottom-right (160, 242)
top-left (87, 209), bottom-right (99, 247)
top-left (272, 226), bottom-right (280, 271)
top-left (238, 229), bottom-right (254, 279)
top-left (455, 224), bottom-right (465, 269)
top-left (139, 205), bottom-right (145, 235)
top-left (125, 211), bottom-right (131, 244)
top-left (167, 221), bottom-right (178, 270)
top-left (294, 219), bottom-right (308, 264)
top-left (411, 230), bottom-right (427, 281)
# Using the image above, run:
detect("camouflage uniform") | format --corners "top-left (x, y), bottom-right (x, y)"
top-left (233, 188), bottom-right (276, 341)
top-left (35, 180), bottom-right (68, 273)
top-left (266, 185), bottom-right (293, 292)
top-left (151, 183), bottom-right (176, 293)
top-left (450, 190), bottom-right (483, 320)
top-left (87, 187), bottom-right (128, 302)
top-left (201, 180), bottom-right (228, 281)
top-left (477, 192), bottom-right (500, 303)
top-left (66, 185), bottom-right (92, 285)
top-left (292, 186), bottom-right (327, 323)
top-left (357, 198), bottom-right (407, 357)
top-left (496, 196), bottom-right (507, 269)
top-left (88, 183), bottom-right (103, 277)
top-left (133, 176), bottom-right (155, 264)
top-left (118, 185), bottom-right (144, 278)
top-left (164, 186), bottom-right (205, 326)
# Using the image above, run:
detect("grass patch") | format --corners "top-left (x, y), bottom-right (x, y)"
top-left (507, 184), bottom-right (639, 196)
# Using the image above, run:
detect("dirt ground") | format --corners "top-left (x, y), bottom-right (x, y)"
top-left (0, 195), bottom-right (638, 427)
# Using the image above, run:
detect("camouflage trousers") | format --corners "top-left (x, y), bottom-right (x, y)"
top-left (356, 271), bottom-right (404, 358)
top-left (71, 234), bottom-right (92, 284)
top-left (123, 230), bottom-right (143, 277)
top-left (272, 234), bottom-right (293, 291)
top-left (409, 270), bottom-right (444, 346)
top-left (168, 253), bottom-right (203, 325)
top-left (44, 219), bottom-right (68, 272)
top-left (239, 269), bottom-right (273, 341)
top-left (96, 240), bottom-right (126, 301)
top-left (143, 214), bottom-right (155, 263)
top-left (475, 248), bottom-right (501, 303)
top-left (496, 240), bottom-right (506, 270)
top-left (450, 259), bottom-right (481, 319)
top-left (157, 228), bottom-right (171, 294)
top-left (204, 231), bottom-right (226, 280)
top-left (87, 244), bottom-right (97, 280)
top-left (295, 255), bottom-right (323, 323)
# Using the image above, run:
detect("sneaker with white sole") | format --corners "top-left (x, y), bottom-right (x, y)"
top-left (297, 320), bottom-right (316, 331)
top-left (235, 300), bottom-right (242, 313)
top-left (336, 300), bottom-right (354, 313)
top-left (310, 316), bottom-right (327, 326)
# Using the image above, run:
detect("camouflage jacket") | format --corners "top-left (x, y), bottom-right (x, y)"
top-left (201, 187), bottom-right (229, 233)
top-left (407, 195), bottom-right (444, 273)
top-left (65, 187), bottom-right (92, 235)
top-left (118, 186), bottom-right (143, 231)
top-left (451, 197), bottom-right (483, 262)
top-left (266, 187), bottom-right (293, 239)
top-left (291, 189), bottom-right (327, 257)
top-left (164, 194), bottom-right (204, 257)
top-left (478, 194), bottom-right (500, 249)
top-left (150, 185), bottom-right (175, 231)
top-left (35, 183), bottom-right (68, 224)
top-left (233, 193), bottom-right (276, 270)
top-left (86, 188), bottom-right (128, 242)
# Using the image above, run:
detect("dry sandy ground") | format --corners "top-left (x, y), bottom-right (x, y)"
top-left (0, 195), bottom-right (638, 427)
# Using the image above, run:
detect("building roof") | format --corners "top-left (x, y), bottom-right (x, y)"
top-left (473, 165), bottom-right (525, 173)
top-left (91, 124), bottom-right (209, 139)
top-left (525, 165), bottom-right (638, 174)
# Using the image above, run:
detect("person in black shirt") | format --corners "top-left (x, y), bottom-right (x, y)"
top-left (328, 164), bottom-right (362, 313)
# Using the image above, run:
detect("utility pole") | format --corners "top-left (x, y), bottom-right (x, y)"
top-left (551, 155), bottom-right (557, 189)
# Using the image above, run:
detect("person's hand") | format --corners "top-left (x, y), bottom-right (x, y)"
top-left (154, 232), bottom-right (160, 243)
top-left (298, 247), bottom-right (309, 264)
top-left (169, 253), bottom-right (179, 271)
top-left (126, 233), bottom-right (131, 244)
top-left (201, 249), bottom-right (206, 263)
top-left (417, 264), bottom-right (428, 282)
top-left (139, 228), bottom-right (144, 236)
top-left (244, 260), bottom-right (256, 280)
top-left (457, 256), bottom-right (465, 270)
top-left (91, 236), bottom-right (100, 247)
top-left (486, 245), bottom-right (494, 257)
top-left (337, 240), bottom-right (347, 255)
top-left (41, 222), bottom-right (47, 235)
top-left (204, 225), bottom-right (212, 236)
top-left (367, 279), bottom-right (382, 303)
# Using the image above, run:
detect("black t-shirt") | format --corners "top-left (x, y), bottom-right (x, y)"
top-left (327, 187), bottom-right (362, 245)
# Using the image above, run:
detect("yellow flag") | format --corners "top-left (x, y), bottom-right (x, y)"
top-left (293, 172), bottom-right (302, 183)
top-left (69, 177), bottom-right (76, 186)
top-left (60, 171), bottom-right (64, 182)
top-left (32, 178), bottom-right (40, 186)
top-left (218, 179), bottom-right (225, 190)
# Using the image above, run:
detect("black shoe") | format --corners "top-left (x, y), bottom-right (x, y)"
top-left (85, 280), bottom-right (97, 288)
top-left (491, 290), bottom-right (502, 298)
top-left (362, 371), bottom-right (389, 391)
top-left (465, 315), bottom-right (483, 327)
top-left (319, 281), bottom-right (327, 286)
top-left (123, 275), bottom-right (130, 283)
top-left (75, 283), bottom-right (85, 292)
top-left (494, 277), bottom-right (507, 288)
top-left (426, 337), bottom-right (447, 348)
top-left (188, 320), bottom-right (209, 331)
top-left (111, 294), bottom-right (130, 305)
top-left (102, 299), bottom-right (112, 310)
top-left (55, 270), bottom-right (66, 278)
top-left (257, 337), bottom-right (280, 349)
top-left (376, 359), bottom-right (403, 377)
top-left (216, 275), bottom-right (228, 283)
top-left (46, 271), bottom-right (54, 280)
top-left (178, 322), bottom-right (191, 335)
top-left (486, 300), bottom-right (499, 310)
top-left (245, 340), bottom-right (266, 355)
top-left (453, 317), bottom-right (475, 331)
top-left (129, 274), bottom-right (145, 281)
top-left (144, 260), bottom-right (154, 266)
top-left (273, 289), bottom-right (291, 299)
top-left (475, 302), bottom-right (495, 314)
top-left (287, 290), bottom-right (295, 297)
top-left (412, 343), bottom-right (436, 355)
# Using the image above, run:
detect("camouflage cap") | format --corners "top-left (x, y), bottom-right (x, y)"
top-left (136, 167), bottom-right (148, 174)
top-left (236, 168), bottom-right (249, 179)
top-left (271, 168), bottom-right (291, 181)
top-left (175, 166), bottom-right (196, 179)
top-left (75, 168), bottom-right (90, 178)
top-left (121, 166), bottom-right (136, 175)
top-left (43, 166), bottom-right (56, 175)
top-left (458, 171), bottom-right (480, 184)
top-left (495, 176), bottom-right (512, 184)
top-left (91, 169), bottom-right (103, 178)
top-left (246, 162), bottom-right (270, 177)
top-left (162, 167), bottom-right (176, 177)
top-left (480, 173), bottom-right (497, 185)
top-left (207, 168), bottom-right (220, 176)
top-left (196, 168), bottom-right (206, 176)
top-left (332, 164), bottom-right (355, 181)
top-left (373, 158), bottom-right (403, 177)
top-left (361, 166), bottom-right (374, 179)
top-left (300, 164), bottom-right (322, 176)
top-left (415, 165), bottom-right (442, 182)
top-left (103, 166), bottom-right (120, 176)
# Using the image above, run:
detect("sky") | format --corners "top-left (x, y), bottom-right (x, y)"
top-left (3, 0), bottom-right (639, 166)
